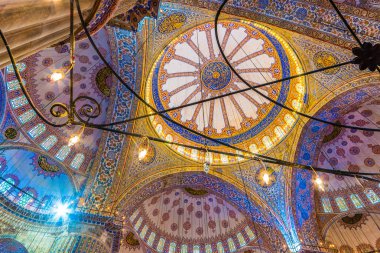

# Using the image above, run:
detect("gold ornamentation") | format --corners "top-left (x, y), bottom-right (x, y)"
top-left (95, 67), bottom-right (112, 97)
top-left (313, 51), bottom-right (339, 75)
top-left (184, 187), bottom-right (208, 196)
top-left (125, 232), bottom-right (140, 246)
top-left (158, 13), bottom-right (186, 34)
top-left (38, 156), bottom-right (60, 173)
top-left (4, 128), bottom-right (17, 140)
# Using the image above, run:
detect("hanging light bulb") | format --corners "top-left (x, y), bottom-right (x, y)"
top-left (51, 71), bottom-right (64, 81)
top-left (262, 172), bottom-right (270, 185)
top-left (314, 176), bottom-right (324, 191)
top-left (138, 148), bottom-right (148, 161)
top-left (68, 134), bottom-right (80, 146)
top-left (68, 125), bottom-right (84, 147)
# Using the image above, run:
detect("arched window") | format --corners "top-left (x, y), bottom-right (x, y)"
top-left (237, 232), bottom-right (246, 247)
top-left (169, 242), bottom-right (176, 253)
top-left (55, 146), bottom-right (71, 161)
top-left (157, 238), bottom-right (165, 252)
top-left (6, 63), bottom-right (26, 73)
top-left (140, 225), bottom-right (148, 239)
top-left (262, 136), bottom-right (273, 149)
top-left (134, 217), bottom-right (143, 230)
top-left (193, 245), bottom-right (200, 253)
top-left (321, 198), bottom-right (333, 213)
top-left (130, 209), bottom-right (139, 222)
top-left (7, 79), bottom-right (25, 91)
top-left (70, 153), bottom-right (85, 170)
top-left (180, 244), bottom-right (188, 253)
top-left (0, 177), bottom-right (15, 194)
top-left (350, 194), bottom-right (364, 208)
top-left (365, 189), bottom-right (380, 204)
top-left (335, 197), bottom-right (348, 212)
top-left (245, 226), bottom-right (255, 240)
top-left (18, 109), bottom-right (36, 124)
top-left (28, 123), bottom-right (46, 139)
top-left (205, 244), bottom-right (212, 253)
top-left (18, 191), bottom-right (34, 207)
top-left (147, 232), bottom-right (156, 246)
top-left (284, 113), bottom-right (295, 125)
top-left (217, 242), bottom-right (224, 253)
top-left (274, 126), bottom-right (285, 138)
top-left (227, 238), bottom-right (236, 252)
top-left (10, 96), bottom-right (28, 109)
top-left (40, 135), bottom-right (58, 151)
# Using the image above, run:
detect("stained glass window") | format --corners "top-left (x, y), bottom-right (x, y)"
top-left (335, 197), bottom-right (348, 212)
top-left (292, 100), bottom-right (301, 110)
top-left (55, 146), bottom-right (71, 161)
top-left (70, 154), bottom-right (85, 170)
top-left (245, 226), bottom-right (255, 240)
top-left (350, 194), bottom-right (364, 208)
top-left (365, 189), bottom-right (380, 204)
top-left (130, 209), bottom-right (139, 222)
top-left (262, 136), bottom-right (273, 149)
top-left (140, 225), bottom-right (148, 239)
top-left (0, 178), bottom-right (14, 194)
top-left (28, 123), bottom-right (46, 139)
top-left (18, 191), bottom-right (33, 207)
top-left (285, 113), bottom-right (296, 125)
top-left (181, 244), bottom-right (188, 253)
top-left (18, 109), bottom-right (36, 124)
top-left (274, 126), bottom-right (285, 138)
top-left (217, 242), bottom-right (224, 253)
top-left (227, 238), bottom-right (236, 252)
top-left (6, 79), bottom-right (25, 91)
top-left (6, 63), bottom-right (26, 73)
top-left (157, 238), bottom-right (165, 252)
top-left (193, 245), bottom-right (200, 253)
top-left (322, 198), bottom-right (333, 213)
top-left (40, 135), bottom-right (58, 151)
top-left (134, 217), bottom-right (143, 230)
top-left (205, 244), bottom-right (212, 253)
top-left (147, 232), bottom-right (156, 246)
top-left (169, 242), bottom-right (176, 253)
top-left (237, 232), bottom-right (246, 247)
top-left (10, 96), bottom-right (28, 109)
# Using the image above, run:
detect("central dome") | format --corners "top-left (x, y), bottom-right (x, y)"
top-left (146, 20), bottom-right (305, 163)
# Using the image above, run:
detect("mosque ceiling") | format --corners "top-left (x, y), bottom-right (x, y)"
top-left (0, 0), bottom-right (379, 252)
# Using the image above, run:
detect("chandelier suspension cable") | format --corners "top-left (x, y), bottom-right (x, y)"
top-left (214, 0), bottom-right (380, 133)
top-left (0, 0), bottom-right (379, 183)
top-left (78, 0), bottom-right (380, 181)
top-left (85, 60), bottom-right (354, 128)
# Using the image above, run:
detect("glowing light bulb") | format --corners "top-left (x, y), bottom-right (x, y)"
top-left (68, 135), bottom-right (80, 146)
top-left (51, 72), bottom-right (64, 81)
top-left (314, 177), bottom-right (324, 191)
top-left (263, 173), bottom-right (270, 184)
top-left (138, 148), bottom-right (148, 161)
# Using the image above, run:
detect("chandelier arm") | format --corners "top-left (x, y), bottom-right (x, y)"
top-left (0, 30), bottom-right (70, 128)
top-left (78, 122), bottom-right (380, 182)
top-left (75, 0), bottom-right (282, 165)
top-left (327, 0), bottom-right (380, 73)
top-left (214, 0), bottom-right (380, 132)
top-left (87, 60), bottom-right (353, 127)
